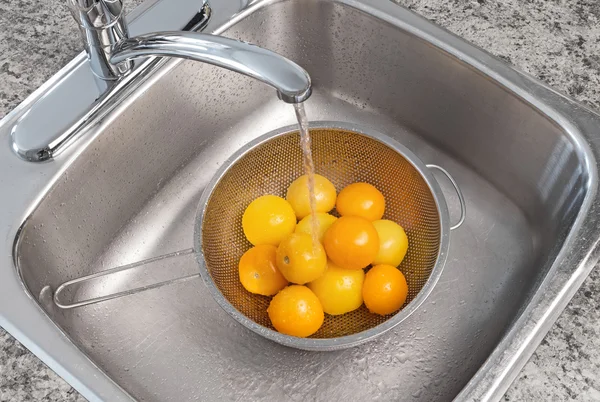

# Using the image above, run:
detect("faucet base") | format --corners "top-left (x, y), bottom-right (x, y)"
top-left (68, 0), bottom-right (134, 80)
top-left (10, 0), bottom-right (211, 162)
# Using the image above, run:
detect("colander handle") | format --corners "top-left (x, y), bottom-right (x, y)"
top-left (427, 164), bottom-right (466, 230)
top-left (53, 248), bottom-right (198, 309)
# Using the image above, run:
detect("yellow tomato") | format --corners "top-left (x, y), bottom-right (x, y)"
top-left (362, 264), bottom-right (408, 315)
top-left (286, 174), bottom-right (337, 219)
top-left (308, 261), bottom-right (364, 315)
top-left (295, 213), bottom-right (337, 243)
top-left (372, 220), bottom-right (409, 267)
top-left (336, 182), bottom-right (385, 221)
top-left (267, 285), bottom-right (324, 337)
top-left (276, 233), bottom-right (327, 284)
top-left (323, 215), bottom-right (379, 270)
top-left (242, 195), bottom-right (296, 246)
top-left (238, 245), bottom-right (288, 296)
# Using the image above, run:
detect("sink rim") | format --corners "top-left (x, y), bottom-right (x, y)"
top-left (1, 0), bottom-right (600, 401)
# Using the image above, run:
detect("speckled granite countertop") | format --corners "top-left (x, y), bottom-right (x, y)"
top-left (1, 0), bottom-right (599, 401)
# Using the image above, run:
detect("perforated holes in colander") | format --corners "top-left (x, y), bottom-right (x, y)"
top-left (201, 129), bottom-right (441, 338)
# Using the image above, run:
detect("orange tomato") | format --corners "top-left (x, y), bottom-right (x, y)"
top-left (276, 233), bottom-right (327, 284)
top-left (238, 245), bottom-right (288, 296)
top-left (267, 285), bottom-right (324, 337)
top-left (362, 264), bottom-right (408, 315)
top-left (323, 215), bottom-right (379, 270)
top-left (336, 182), bottom-right (385, 221)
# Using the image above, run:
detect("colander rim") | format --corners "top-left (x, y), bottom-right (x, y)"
top-left (194, 121), bottom-right (451, 351)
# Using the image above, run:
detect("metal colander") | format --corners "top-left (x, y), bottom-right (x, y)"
top-left (196, 122), bottom-right (465, 350)
top-left (54, 122), bottom-right (464, 351)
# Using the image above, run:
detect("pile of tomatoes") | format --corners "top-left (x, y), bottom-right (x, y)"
top-left (238, 174), bottom-right (410, 337)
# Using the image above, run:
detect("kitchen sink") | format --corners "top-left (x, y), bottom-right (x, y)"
top-left (2, 0), bottom-right (600, 401)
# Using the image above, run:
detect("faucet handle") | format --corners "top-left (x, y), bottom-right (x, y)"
top-left (67, 0), bottom-right (133, 79)
top-left (67, 0), bottom-right (126, 29)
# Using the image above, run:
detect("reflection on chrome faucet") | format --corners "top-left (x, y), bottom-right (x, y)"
top-left (11, 0), bottom-right (311, 162)
top-left (67, 0), bottom-right (311, 103)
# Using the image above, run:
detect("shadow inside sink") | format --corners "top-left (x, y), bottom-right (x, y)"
top-left (15, 0), bottom-right (589, 400)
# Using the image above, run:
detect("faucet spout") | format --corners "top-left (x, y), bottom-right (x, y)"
top-left (110, 32), bottom-right (311, 103)
top-left (67, 0), bottom-right (311, 102)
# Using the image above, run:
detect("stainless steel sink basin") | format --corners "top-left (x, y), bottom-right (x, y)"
top-left (2, 0), bottom-right (600, 401)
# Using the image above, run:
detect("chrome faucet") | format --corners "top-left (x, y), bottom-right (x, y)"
top-left (10, 0), bottom-right (311, 162)
top-left (66, 0), bottom-right (312, 103)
